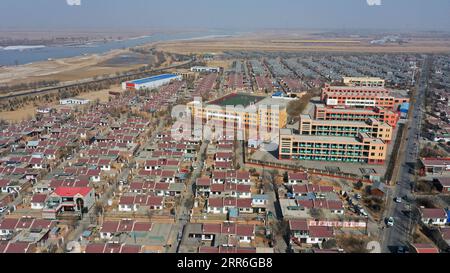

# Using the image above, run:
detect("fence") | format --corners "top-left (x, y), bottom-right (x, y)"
top-left (103, 212), bottom-right (175, 223)
top-left (246, 159), bottom-right (372, 184)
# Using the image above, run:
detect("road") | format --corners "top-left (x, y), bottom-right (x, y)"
top-left (380, 55), bottom-right (431, 253)
top-left (170, 139), bottom-right (209, 253)
top-left (0, 58), bottom-right (195, 101)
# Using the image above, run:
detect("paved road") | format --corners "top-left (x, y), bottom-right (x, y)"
top-left (261, 170), bottom-right (289, 253)
top-left (381, 56), bottom-right (431, 253)
top-left (171, 140), bottom-right (209, 253)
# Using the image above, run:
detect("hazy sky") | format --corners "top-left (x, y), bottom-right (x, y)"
top-left (1, 0), bottom-right (450, 31)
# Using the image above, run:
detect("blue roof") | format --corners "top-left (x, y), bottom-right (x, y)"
top-left (228, 208), bottom-right (238, 217)
top-left (272, 91), bottom-right (284, 97)
top-left (400, 102), bottom-right (410, 108)
top-left (252, 194), bottom-right (269, 200)
top-left (130, 74), bottom-right (178, 85)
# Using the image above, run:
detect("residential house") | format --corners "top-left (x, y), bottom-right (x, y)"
top-left (289, 219), bottom-right (335, 245)
top-left (420, 208), bottom-right (448, 226)
top-left (287, 172), bottom-right (308, 184)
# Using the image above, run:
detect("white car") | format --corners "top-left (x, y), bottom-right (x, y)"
top-left (394, 197), bottom-right (402, 203)
top-left (386, 217), bottom-right (395, 227)
top-left (359, 209), bottom-right (368, 217)
top-left (0, 206), bottom-right (8, 213)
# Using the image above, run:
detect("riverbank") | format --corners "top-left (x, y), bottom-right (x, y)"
top-left (0, 48), bottom-right (145, 85)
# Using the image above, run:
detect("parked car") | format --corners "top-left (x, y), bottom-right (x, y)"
top-left (397, 246), bottom-right (407, 253)
top-left (0, 206), bottom-right (8, 214)
top-left (394, 197), bottom-right (402, 203)
top-left (359, 209), bottom-right (368, 217)
top-left (386, 217), bottom-right (395, 227)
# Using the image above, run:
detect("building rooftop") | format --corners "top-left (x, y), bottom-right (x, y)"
top-left (129, 74), bottom-right (179, 85)
top-left (281, 130), bottom-right (385, 145)
top-left (315, 104), bottom-right (394, 114)
top-left (207, 93), bottom-right (265, 108)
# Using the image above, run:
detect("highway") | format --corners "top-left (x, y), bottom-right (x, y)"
top-left (381, 55), bottom-right (431, 253)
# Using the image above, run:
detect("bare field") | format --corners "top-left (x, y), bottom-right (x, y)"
top-left (155, 36), bottom-right (450, 54)
top-left (0, 105), bottom-right (37, 122)
top-left (0, 48), bottom-right (147, 85)
top-left (206, 60), bottom-right (233, 69)
top-left (75, 85), bottom-right (122, 103)
top-left (0, 85), bottom-right (123, 122)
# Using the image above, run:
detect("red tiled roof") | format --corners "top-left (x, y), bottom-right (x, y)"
top-left (327, 200), bottom-right (344, 210)
top-left (154, 182), bottom-right (169, 190)
top-left (236, 184), bottom-right (251, 192)
top-left (421, 158), bottom-right (450, 167)
top-left (146, 196), bottom-right (164, 207)
top-left (4, 242), bottom-right (30, 253)
top-left (236, 198), bottom-right (252, 208)
top-left (412, 243), bottom-right (439, 253)
top-left (85, 243), bottom-right (106, 253)
top-left (53, 187), bottom-right (92, 197)
top-left (0, 218), bottom-right (19, 230)
top-left (199, 246), bottom-right (219, 253)
top-left (0, 179), bottom-right (11, 187)
top-left (236, 225), bottom-right (254, 237)
top-left (309, 226), bottom-right (334, 238)
top-left (289, 219), bottom-right (308, 231)
top-left (16, 218), bottom-right (34, 229)
top-left (211, 184), bottom-right (225, 192)
top-left (293, 184), bottom-right (333, 194)
top-left (118, 220), bottom-right (134, 232)
top-left (31, 194), bottom-right (47, 203)
top-left (421, 208), bottom-right (447, 219)
top-left (289, 172), bottom-right (308, 180)
top-left (202, 223), bottom-right (221, 234)
top-left (236, 171), bottom-right (250, 180)
top-left (208, 198), bottom-right (223, 208)
top-left (101, 221), bottom-right (120, 233)
top-left (120, 245), bottom-right (141, 253)
top-left (119, 196), bottom-right (135, 205)
top-left (221, 222), bottom-right (236, 234)
top-left (196, 177), bottom-right (211, 186)
top-left (133, 222), bottom-right (152, 232)
top-left (235, 247), bottom-right (257, 253)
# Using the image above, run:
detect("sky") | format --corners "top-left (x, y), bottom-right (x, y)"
top-left (0, 0), bottom-right (449, 32)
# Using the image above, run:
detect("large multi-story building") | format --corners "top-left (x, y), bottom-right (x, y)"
top-left (342, 77), bottom-right (385, 87)
top-left (122, 74), bottom-right (182, 91)
top-left (299, 114), bottom-right (393, 142)
top-left (314, 104), bottom-right (399, 127)
top-left (321, 84), bottom-right (409, 110)
top-left (279, 129), bottom-right (387, 164)
top-left (188, 93), bottom-right (288, 139)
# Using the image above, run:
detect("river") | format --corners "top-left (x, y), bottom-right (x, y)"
top-left (0, 31), bottom-right (235, 66)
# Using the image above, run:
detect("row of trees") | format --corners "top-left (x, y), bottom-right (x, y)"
top-left (0, 80), bottom-right (60, 94)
